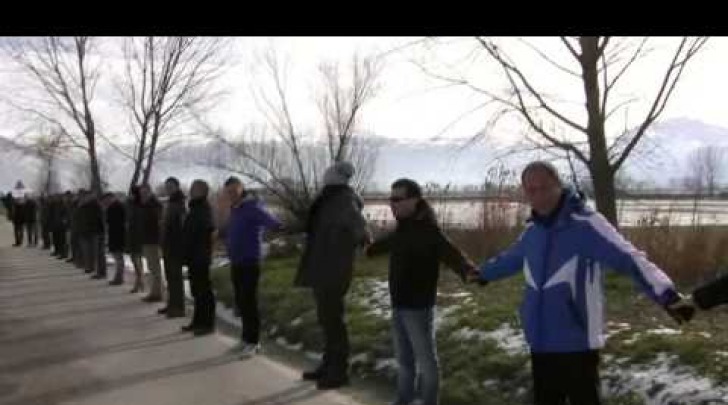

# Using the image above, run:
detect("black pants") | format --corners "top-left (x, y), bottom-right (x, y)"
top-left (314, 286), bottom-right (349, 376)
top-left (81, 235), bottom-right (101, 275)
top-left (231, 263), bottom-right (261, 344)
top-left (190, 262), bottom-right (216, 328)
top-left (52, 228), bottom-right (68, 257)
top-left (26, 222), bottom-right (38, 246)
top-left (41, 222), bottom-right (51, 248)
top-left (13, 222), bottom-right (24, 245)
top-left (163, 253), bottom-right (186, 313)
top-left (71, 231), bottom-right (83, 268)
top-left (531, 350), bottom-right (601, 405)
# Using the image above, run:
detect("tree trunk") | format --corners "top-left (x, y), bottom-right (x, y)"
top-left (580, 36), bottom-right (619, 226)
top-left (88, 139), bottom-right (103, 194)
top-left (141, 112), bottom-right (161, 186)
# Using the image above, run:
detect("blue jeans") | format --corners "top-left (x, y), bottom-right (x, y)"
top-left (392, 307), bottom-right (439, 405)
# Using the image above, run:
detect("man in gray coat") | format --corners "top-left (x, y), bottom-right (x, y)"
top-left (295, 161), bottom-right (370, 390)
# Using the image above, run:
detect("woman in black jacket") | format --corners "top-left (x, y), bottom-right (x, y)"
top-left (180, 180), bottom-right (217, 336)
top-left (366, 178), bottom-right (475, 405)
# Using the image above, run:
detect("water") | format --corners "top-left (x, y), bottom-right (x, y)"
top-left (362, 198), bottom-right (728, 228)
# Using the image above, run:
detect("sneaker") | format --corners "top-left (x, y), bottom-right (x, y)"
top-left (238, 343), bottom-right (261, 358)
top-left (157, 307), bottom-right (168, 315)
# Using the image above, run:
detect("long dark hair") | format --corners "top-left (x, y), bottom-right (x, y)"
top-left (391, 178), bottom-right (437, 225)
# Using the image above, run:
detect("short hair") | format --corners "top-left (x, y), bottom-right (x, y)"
top-left (391, 178), bottom-right (423, 199)
top-left (191, 179), bottom-right (210, 197)
top-left (224, 176), bottom-right (242, 187)
top-left (521, 161), bottom-right (562, 185)
top-left (164, 177), bottom-right (180, 187)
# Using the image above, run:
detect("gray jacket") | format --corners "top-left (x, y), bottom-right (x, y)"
top-left (295, 185), bottom-right (367, 291)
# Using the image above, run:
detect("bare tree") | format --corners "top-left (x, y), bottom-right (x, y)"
top-left (422, 37), bottom-right (708, 225)
top-left (204, 49), bottom-right (382, 224)
top-left (117, 37), bottom-right (227, 191)
top-left (4, 37), bottom-right (105, 194)
top-left (32, 127), bottom-right (68, 194)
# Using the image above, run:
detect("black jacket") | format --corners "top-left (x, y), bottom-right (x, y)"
top-left (139, 197), bottom-right (162, 245)
top-left (162, 190), bottom-right (187, 258)
top-left (295, 185), bottom-right (368, 291)
top-left (181, 197), bottom-right (215, 266)
top-left (106, 200), bottom-right (126, 252)
top-left (25, 199), bottom-right (38, 223)
top-left (367, 204), bottom-right (472, 309)
top-left (77, 198), bottom-right (104, 236)
top-left (693, 274), bottom-right (728, 310)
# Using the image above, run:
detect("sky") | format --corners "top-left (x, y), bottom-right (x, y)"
top-left (1, 36), bottom-right (727, 148)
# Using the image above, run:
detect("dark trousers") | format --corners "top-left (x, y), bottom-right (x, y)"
top-left (314, 286), bottom-right (349, 376)
top-left (52, 228), bottom-right (68, 257)
top-left (231, 263), bottom-right (261, 344)
top-left (190, 262), bottom-right (216, 328)
top-left (71, 231), bottom-right (84, 268)
top-left (531, 350), bottom-right (601, 405)
top-left (97, 236), bottom-right (107, 276)
top-left (13, 222), bottom-right (24, 245)
top-left (26, 222), bottom-right (38, 246)
top-left (41, 222), bottom-right (51, 248)
top-left (81, 234), bottom-right (102, 276)
top-left (163, 253), bottom-right (186, 313)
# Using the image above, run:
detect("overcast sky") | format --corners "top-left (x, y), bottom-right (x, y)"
top-left (1, 36), bottom-right (726, 147)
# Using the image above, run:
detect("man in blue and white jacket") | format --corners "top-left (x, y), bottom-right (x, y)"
top-left (474, 161), bottom-right (694, 405)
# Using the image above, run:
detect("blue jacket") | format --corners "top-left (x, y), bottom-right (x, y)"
top-left (479, 188), bottom-right (679, 353)
top-left (226, 195), bottom-right (282, 265)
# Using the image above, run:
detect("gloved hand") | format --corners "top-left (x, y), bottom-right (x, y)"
top-left (664, 293), bottom-right (696, 325)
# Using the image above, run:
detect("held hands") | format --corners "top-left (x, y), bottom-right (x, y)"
top-left (664, 293), bottom-right (696, 325)
top-left (463, 263), bottom-right (487, 286)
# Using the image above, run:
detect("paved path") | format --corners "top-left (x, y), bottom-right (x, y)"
top-left (0, 222), bottom-right (366, 405)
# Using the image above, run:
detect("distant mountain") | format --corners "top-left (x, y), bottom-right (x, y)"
top-left (2, 118), bottom-right (728, 193)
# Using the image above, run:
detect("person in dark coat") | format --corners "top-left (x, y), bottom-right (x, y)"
top-left (224, 176), bottom-right (283, 354)
top-left (691, 273), bottom-right (728, 312)
top-left (181, 179), bottom-right (217, 336)
top-left (139, 184), bottom-right (164, 303)
top-left (11, 196), bottom-right (25, 247)
top-left (69, 192), bottom-right (84, 268)
top-left (366, 179), bottom-right (476, 405)
top-left (39, 194), bottom-right (52, 249)
top-left (126, 186), bottom-right (146, 294)
top-left (24, 195), bottom-right (38, 247)
top-left (159, 177), bottom-right (188, 318)
top-left (77, 190), bottom-right (105, 279)
top-left (295, 161), bottom-right (369, 390)
top-left (51, 194), bottom-right (70, 259)
top-left (102, 192), bottom-right (127, 286)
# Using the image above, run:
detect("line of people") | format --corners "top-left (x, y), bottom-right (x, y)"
top-left (7, 159), bottom-right (728, 405)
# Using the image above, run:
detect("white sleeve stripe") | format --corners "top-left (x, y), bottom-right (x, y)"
top-left (572, 212), bottom-right (674, 297)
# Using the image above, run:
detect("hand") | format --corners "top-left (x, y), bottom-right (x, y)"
top-left (463, 264), bottom-right (484, 285)
top-left (664, 293), bottom-right (696, 325)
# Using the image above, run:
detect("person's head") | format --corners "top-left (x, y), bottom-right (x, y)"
top-left (224, 176), bottom-right (243, 202)
top-left (190, 179), bottom-right (210, 200)
top-left (521, 161), bottom-right (564, 217)
top-left (323, 161), bottom-right (355, 187)
top-left (390, 178), bottom-right (424, 220)
top-left (139, 184), bottom-right (153, 202)
top-left (164, 177), bottom-right (180, 196)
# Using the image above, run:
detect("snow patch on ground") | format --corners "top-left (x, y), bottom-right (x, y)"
top-left (603, 353), bottom-right (728, 405)
top-left (451, 323), bottom-right (528, 356)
